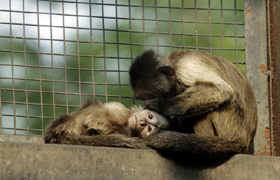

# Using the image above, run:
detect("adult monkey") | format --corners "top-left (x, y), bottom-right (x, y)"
top-left (129, 50), bottom-right (258, 159)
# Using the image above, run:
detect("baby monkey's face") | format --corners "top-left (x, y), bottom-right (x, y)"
top-left (128, 110), bottom-right (169, 138)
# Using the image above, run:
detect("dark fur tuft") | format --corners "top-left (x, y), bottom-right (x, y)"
top-left (129, 50), bottom-right (159, 82)
top-left (44, 114), bottom-right (71, 143)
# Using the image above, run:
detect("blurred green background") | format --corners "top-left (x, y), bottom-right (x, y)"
top-left (0, 0), bottom-right (245, 135)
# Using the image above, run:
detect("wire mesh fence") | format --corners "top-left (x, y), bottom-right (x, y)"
top-left (0, 0), bottom-right (245, 136)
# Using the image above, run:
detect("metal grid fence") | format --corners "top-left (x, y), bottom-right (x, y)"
top-left (0, 0), bottom-right (245, 136)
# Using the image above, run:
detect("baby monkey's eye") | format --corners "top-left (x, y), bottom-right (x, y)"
top-left (148, 114), bottom-right (153, 119)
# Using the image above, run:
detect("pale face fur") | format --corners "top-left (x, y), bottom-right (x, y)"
top-left (128, 109), bottom-right (169, 138)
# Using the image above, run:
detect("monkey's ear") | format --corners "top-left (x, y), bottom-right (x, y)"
top-left (157, 66), bottom-right (175, 76)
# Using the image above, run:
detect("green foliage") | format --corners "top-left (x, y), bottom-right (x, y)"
top-left (0, 0), bottom-right (245, 135)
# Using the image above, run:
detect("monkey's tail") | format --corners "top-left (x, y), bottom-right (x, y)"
top-left (46, 133), bottom-right (151, 149)
top-left (145, 131), bottom-right (247, 159)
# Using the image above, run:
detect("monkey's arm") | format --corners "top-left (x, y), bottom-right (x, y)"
top-left (46, 133), bottom-right (150, 149)
top-left (160, 81), bottom-right (234, 117)
top-left (145, 131), bottom-right (246, 158)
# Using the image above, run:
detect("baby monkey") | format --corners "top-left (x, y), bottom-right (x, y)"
top-left (44, 100), bottom-right (169, 149)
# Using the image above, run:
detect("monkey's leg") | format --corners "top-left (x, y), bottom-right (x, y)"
top-left (145, 131), bottom-right (246, 158)
top-left (161, 81), bottom-right (234, 117)
top-left (54, 134), bottom-right (151, 149)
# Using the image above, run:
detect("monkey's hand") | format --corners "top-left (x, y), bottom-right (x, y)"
top-left (144, 99), bottom-right (160, 112)
top-left (144, 97), bottom-right (174, 117)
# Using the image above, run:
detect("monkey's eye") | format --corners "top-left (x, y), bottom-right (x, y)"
top-left (87, 128), bottom-right (99, 136)
top-left (148, 114), bottom-right (153, 119)
top-left (148, 125), bottom-right (152, 132)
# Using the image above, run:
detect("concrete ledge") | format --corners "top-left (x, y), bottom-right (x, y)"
top-left (0, 141), bottom-right (279, 180)
top-left (0, 135), bottom-right (44, 143)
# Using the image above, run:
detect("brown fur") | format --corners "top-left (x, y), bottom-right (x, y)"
top-left (44, 100), bottom-right (169, 149)
top-left (129, 50), bottom-right (258, 158)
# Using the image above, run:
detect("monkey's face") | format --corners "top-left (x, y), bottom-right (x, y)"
top-left (129, 50), bottom-right (176, 100)
top-left (131, 80), bottom-right (156, 100)
top-left (128, 110), bottom-right (161, 138)
top-left (130, 72), bottom-right (176, 100)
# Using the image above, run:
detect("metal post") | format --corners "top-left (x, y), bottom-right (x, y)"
top-left (244, 0), bottom-right (271, 155)
top-left (268, 0), bottom-right (280, 156)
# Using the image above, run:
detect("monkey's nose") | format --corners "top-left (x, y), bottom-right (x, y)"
top-left (139, 118), bottom-right (146, 126)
